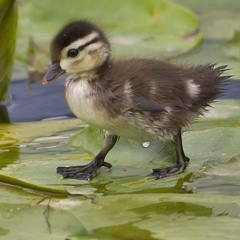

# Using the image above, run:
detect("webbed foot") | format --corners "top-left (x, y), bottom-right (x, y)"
top-left (57, 159), bottom-right (112, 180)
top-left (57, 133), bottom-right (118, 180)
top-left (150, 162), bottom-right (187, 179)
top-left (151, 130), bottom-right (190, 180)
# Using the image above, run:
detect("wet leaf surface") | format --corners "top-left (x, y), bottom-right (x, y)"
top-left (1, 101), bottom-right (240, 238)
top-left (16, 0), bottom-right (202, 73)
top-left (0, 201), bottom-right (88, 240)
top-left (173, 0), bottom-right (240, 79)
top-left (223, 30), bottom-right (240, 60)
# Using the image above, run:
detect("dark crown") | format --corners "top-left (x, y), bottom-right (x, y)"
top-left (50, 20), bottom-right (109, 63)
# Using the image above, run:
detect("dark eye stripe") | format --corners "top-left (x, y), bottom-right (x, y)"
top-left (78, 37), bottom-right (99, 51)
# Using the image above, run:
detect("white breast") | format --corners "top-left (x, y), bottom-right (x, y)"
top-left (65, 78), bottom-right (156, 142)
top-left (65, 79), bottom-right (109, 127)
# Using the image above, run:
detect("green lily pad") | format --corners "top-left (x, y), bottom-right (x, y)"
top-left (16, 0), bottom-right (202, 73)
top-left (173, 0), bottom-right (240, 79)
top-left (175, 0), bottom-right (240, 40)
top-left (2, 185), bottom-right (239, 239)
top-left (223, 30), bottom-right (240, 60)
top-left (0, 202), bottom-right (88, 239)
top-left (53, 193), bottom-right (240, 239)
top-left (0, 100), bottom-right (240, 239)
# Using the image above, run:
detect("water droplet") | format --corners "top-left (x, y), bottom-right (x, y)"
top-left (142, 142), bottom-right (150, 148)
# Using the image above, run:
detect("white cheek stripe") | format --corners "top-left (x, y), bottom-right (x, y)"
top-left (61, 32), bottom-right (100, 55)
top-left (187, 79), bottom-right (200, 98)
top-left (86, 42), bottom-right (103, 51)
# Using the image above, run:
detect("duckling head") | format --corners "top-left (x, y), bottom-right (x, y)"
top-left (42, 20), bottom-right (110, 84)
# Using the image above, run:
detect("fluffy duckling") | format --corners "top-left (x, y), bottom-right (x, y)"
top-left (42, 20), bottom-right (229, 180)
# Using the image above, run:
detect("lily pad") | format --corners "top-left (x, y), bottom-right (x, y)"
top-left (52, 193), bottom-right (240, 239)
top-left (16, 0), bottom-right (202, 73)
top-left (223, 30), bottom-right (240, 60)
top-left (173, 0), bottom-right (240, 79)
top-left (0, 202), bottom-right (88, 240)
top-left (0, 100), bottom-right (240, 239)
top-left (175, 0), bottom-right (240, 40)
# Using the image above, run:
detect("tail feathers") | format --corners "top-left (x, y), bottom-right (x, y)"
top-left (188, 64), bottom-right (231, 113)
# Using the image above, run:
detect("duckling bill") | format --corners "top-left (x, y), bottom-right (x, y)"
top-left (42, 20), bottom-right (229, 180)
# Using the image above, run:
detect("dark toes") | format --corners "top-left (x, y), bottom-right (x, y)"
top-left (61, 171), bottom-right (95, 180)
top-left (55, 161), bottom-right (112, 180)
top-left (150, 164), bottom-right (186, 179)
top-left (56, 166), bottom-right (86, 174)
top-left (102, 162), bottom-right (112, 168)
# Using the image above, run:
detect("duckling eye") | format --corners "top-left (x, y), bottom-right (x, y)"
top-left (67, 49), bottom-right (79, 58)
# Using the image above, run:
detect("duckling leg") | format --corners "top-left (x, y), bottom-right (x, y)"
top-left (151, 130), bottom-right (189, 179)
top-left (56, 134), bottom-right (118, 180)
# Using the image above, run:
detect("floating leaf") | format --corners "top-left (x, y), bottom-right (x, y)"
top-left (223, 30), bottom-right (240, 60)
top-left (16, 0), bottom-right (202, 73)
top-left (0, 101), bottom-right (240, 239)
top-left (0, 202), bottom-right (88, 239)
top-left (173, 0), bottom-right (240, 79)
top-left (58, 193), bottom-right (240, 239)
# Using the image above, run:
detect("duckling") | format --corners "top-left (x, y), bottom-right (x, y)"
top-left (42, 20), bottom-right (229, 180)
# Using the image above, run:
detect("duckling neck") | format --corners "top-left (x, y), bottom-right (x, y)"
top-left (65, 72), bottom-right (94, 86)
top-left (66, 58), bottom-right (111, 85)
top-left (96, 57), bottom-right (111, 76)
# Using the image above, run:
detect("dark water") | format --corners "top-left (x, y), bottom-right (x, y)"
top-left (1, 78), bottom-right (74, 123)
top-left (1, 78), bottom-right (240, 123)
